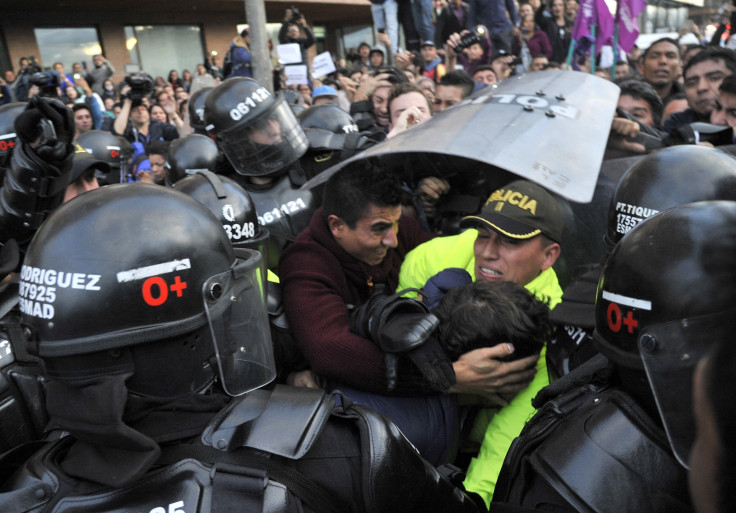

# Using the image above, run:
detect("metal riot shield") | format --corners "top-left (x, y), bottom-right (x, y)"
top-left (303, 70), bottom-right (619, 203)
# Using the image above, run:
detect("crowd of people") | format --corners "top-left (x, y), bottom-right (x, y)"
top-left (0, 1), bottom-right (736, 512)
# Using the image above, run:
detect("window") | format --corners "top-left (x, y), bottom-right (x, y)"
top-left (34, 27), bottom-right (101, 73)
top-left (125, 25), bottom-right (205, 81)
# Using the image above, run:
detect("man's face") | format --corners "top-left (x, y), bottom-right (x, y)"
top-left (684, 58), bottom-right (732, 116)
top-left (93, 55), bottom-right (104, 67)
top-left (72, 63), bottom-right (83, 74)
top-left (433, 85), bottom-right (464, 112)
top-left (372, 85), bottom-right (392, 126)
top-left (662, 97), bottom-right (689, 123)
top-left (618, 94), bottom-right (655, 127)
top-left (249, 118), bottom-right (283, 145)
top-left (565, 0), bottom-right (578, 18)
top-left (54, 63), bottom-right (64, 74)
top-left (149, 154), bottom-right (168, 183)
top-left (473, 227), bottom-right (559, 286)
top-left (63, 169), bottom-right (99, 203)
top-left (529, 56), bottom-right (549, 71)
top-left (715, 90), bottom-right (736, 129)
top-left (421, 45), bottom-right (438, 62)
top-left (74, 108), bottom-right (93, 134)
top-left (359, 45), bottom-right (370, 58)
top-left (370, 52), bottom-right (384, 67)
top-left (330, 204), bottom-right (402, 266)
top-left (473, 69), bottom-right (497, 86)
top-left (4, 70), bottom-right (15, 83)
top-left (130, 105), bottom-right (150, 124)
top-left (197, 65), bottom-right (206, 75)
top-left (688, 356), bottom-right (722, 513)
top-left (389, 91), bottom-right (431, 129)
top-left (287, 25), bottom-right (300, 39)
top-left (638, 41), bottom-right (681, 88)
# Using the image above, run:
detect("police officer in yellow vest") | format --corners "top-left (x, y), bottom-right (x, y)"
top-left (398, 179), bottom-right (564, 507)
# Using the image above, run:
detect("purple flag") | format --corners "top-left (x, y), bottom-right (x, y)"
top-left (617, 0), bottom-right (647, 52)
top-left (572, 0), bottom-right (615, 54)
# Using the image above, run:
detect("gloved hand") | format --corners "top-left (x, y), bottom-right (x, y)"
top-left (404, 335), bottom-right (456, 392)
top-left (421, 268), bottom-right (472, 308)
top-left (14, 96), bottom-right (75, 164)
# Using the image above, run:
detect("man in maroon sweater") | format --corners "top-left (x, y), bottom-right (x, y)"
top-left (279, 162), bottom-right (537, 463)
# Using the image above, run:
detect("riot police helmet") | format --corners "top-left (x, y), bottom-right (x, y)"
top-left (188, 86), bottom-right (212, 134)
top-left (173, 170), bottom-right (270, 264)
top-left (76, 130), bottom-right (133, 183)
top-left (603, 145), bottom-right (736, 251)
top-left (0, 102), bottom-right (25, 168)
top-left (298, 104), bottom-right (359, 151)
top-left (167, 134), bottom-right (219, 183)
top-left (204, 77), bottom-right (308, 177)
top-left (20, 184), bottom-right (275, 398)
top-left (593, 201), bottom-right (736, 468)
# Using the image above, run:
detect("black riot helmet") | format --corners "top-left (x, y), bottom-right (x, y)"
top-left (173, 170), bottom-right (270, 268)
top-left (299, 104), bottom-right (358, 135)
top-left (297, 104), bottom-right (372, 180)
top-left (593, 201), bottom-right (736, 469)
top-left (167, 134), bottom-right (219, 183)
top-left (20, 184), bottom-right (275, 398)
top-left (0, 102), bottom-right (25, 168)
top-left (204, 77), bottom-right (308, 177)
top-left (76, 130), bottom-right (133, 184)
top-left (603, 145), bottom-right (736, 251)
top-left (188, 86), bottom-right (212, 134)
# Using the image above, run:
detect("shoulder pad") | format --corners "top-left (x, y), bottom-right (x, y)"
top-left (202, 384), bottom-right (334, 459)
top-left (527, 388), bottom-right (690, 512)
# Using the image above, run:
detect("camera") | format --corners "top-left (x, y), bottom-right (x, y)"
top-left (30, 70), bottom-right (61, 98)
top-left (124, 73), bottom-right (154, 103)
top-left (456, 30), bottom-right (482, 51)
top-left (290, 5), bottom-right (301, 21)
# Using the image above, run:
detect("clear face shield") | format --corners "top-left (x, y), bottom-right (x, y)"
top-left (218, 95), bottom-right (309, 177)
top-left (638, 310), bottom-right (733, 469)
top-left (202, 248), bottom-right (275, 396)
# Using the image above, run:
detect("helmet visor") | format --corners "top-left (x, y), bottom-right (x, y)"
top-left (218, 96), bottom-right (308, 177)
top-left (203, 248), bottom-right (275, 396)
top-left (639, 310), bottom-right (732, 469)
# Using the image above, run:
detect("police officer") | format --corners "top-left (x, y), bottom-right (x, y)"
top-left (492, 201), bottom-right (736, 512)
top-left (204, 77), bottom-right (317, 271)
top-left (0, 184), bottom-right (482, 513)
top-left (547, 145), bottom-right (736, 380)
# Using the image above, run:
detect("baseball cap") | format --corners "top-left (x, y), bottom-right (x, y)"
top-left (460, 180), bottom-right (563, 242)
top-left (71, 144), bottom-right (111, 183)
top-left (421, 40), bottom-right (436, 48)
top-left (312, 85), bottom-right (338, 100)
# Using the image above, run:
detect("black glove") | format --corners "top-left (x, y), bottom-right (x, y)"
top-left (14, 96), bottom-right (75, 163)
top-left (404, 335), bottom-right (456, 392)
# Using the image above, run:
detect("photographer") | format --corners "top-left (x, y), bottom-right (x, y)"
top-left (278, 7), bottom-right (315, 68)
top-left (13, 57), bottom-right (42, 101)
top-left (113, 75), bottom-right (178, 149)
top-left (445, 29), bottom-right (494, 77)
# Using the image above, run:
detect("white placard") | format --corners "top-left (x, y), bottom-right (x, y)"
top-left (284, 65), bottom-right (309, 86)
top-left (312, 51), bottom-right (336, 78)
top-left (277, 43), bottom-right (302, 64)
